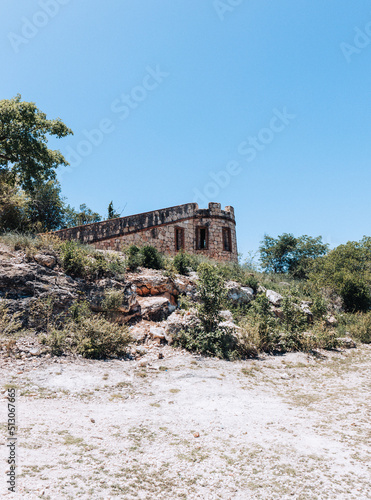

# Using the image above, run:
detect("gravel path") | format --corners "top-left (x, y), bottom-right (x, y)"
top-left (1, 344), bottom-right (370, 499)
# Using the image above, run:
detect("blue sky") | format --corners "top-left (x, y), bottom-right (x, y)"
top-left (1, 0), bottom-right (371, 258)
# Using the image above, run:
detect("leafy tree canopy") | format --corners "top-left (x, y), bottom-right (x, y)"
top-left (0, 94), bottom-right (73, 192)
top-left (259, 233), bottom-right (329, 278)
top-left (309, 237), bottom-right (371, 312)
top-left (63, 203), bottom-right (101, 228)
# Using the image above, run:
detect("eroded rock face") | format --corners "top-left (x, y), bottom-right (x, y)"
top-left (0, 253), bottom-right (140, 327)
top-left (128, 269), bottom-right (197, 306)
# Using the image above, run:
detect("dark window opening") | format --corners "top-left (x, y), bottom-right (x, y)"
top-left (196, 227), bottom-right (208, 250)
top-left (175, 227), bottom-right (184, 251)
top-left (223, 227), bottom-right (232, 252)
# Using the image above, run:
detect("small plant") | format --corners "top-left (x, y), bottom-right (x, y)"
top-left (101, 289), bottom-right (126, 311)
top-left (29, 296), bottom-right (59, 331)
top-left (197, 263), bottom-right (226, 332)
top-left (338, 312), bottom-right (371, 344)
top-left (41, 300), bottom-right (132, 358)
top-left (126, 245), bottom-right (142, 271)
top-left (0, 300), bottom-right (22, 336)
top-left (59, 240), bottom-right (88, 277)
top-left (140, 245), bottom-right (164, 270)
top-left (173, 251), bottom-right (192, 275)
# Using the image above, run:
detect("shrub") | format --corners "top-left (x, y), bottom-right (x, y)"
top-left (140, 245), bottom-right (164, 270)
top-left (29, 296), bottom-right (59, 331)
top-left (101, 289), bottom-right (126, 311)
top-left (173, 251), bottom-right (192, 275)
top-left (68, 315), bottom-right (132, 359)
top-left (126, 245), bottom-right (142, 271)
top-left (41, 301), bottom-right (132, 359)
top-left (59, 240), bottom-right (88, 277)
top-left (0, 232), bottom-right (43, 252)
top-left (0, 300), bottom-right (22, 336)
top-left (197, 263), bottom-right (226, 332)
top-left (338, 312), bottom-right (371, 344)
top-left (175, 325), bottom-right (241, 360)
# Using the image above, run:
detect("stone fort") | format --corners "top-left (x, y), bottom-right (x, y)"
top-left (54, 202), bottom-right (238, 263)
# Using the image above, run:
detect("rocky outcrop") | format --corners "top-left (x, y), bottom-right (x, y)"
top-left (225, 281), bottom-right (254, 304)
top-left (266, 290), bottom-right (283, 307)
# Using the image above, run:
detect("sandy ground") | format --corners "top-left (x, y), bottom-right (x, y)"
top-left (1, 343), bottom-right (370, 499)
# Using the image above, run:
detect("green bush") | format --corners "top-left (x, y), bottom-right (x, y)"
top-left (173, 263), bottom-right (249, 359)
top-left (309, 237), bottom-right (371, 312)
top-left (59, 240), bottom-right (88, 277)
top-left (140, 245), bottom-right (164, 270)
top-left (101, 289), bottom-right (126, 311)
top-left (197, 263), bottom-right (226, 332)
top-left (338, 312), bottom-right (371, 344)
top-left (126, 245), bottom-right (142, 271)
top-left (0, 300), bottom-right (22, 336)
top-left (173, 251), bottom-right (192, 275)
top-left (41, 301), bottom-right (132, 359)
top-left (175, 325), bottom-right (241, 360)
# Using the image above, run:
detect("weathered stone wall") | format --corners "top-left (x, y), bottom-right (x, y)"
top-left (53, 202), bottom-right (238, 263)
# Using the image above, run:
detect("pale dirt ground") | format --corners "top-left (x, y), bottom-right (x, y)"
top-left (1, 343), bottom-right (370, 500)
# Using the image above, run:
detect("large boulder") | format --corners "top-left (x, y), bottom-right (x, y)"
top-left (161, 309), bottom-right (199, 344)
top-left (137, 296), bottom-right (175, 322)
top-left (266, 289), bottom-right (283, 307)
top-left (129, 269), bottom-right (194, 305)
top-left (225, 281), bottom-right (254, 304)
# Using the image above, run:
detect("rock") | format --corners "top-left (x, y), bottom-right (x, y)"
top-left (34, 254), bottom-right (57, 268)
top-left (149, 326), bottom-right (166, 340)
top-left (219, 320), bottom-right (242, 334)
top-left (298, 301), bottom-right (313, 322)
top-left (130, 324), bottom-right (148, 342)
top-left (225, 281), bottom-right (254, 304)
top-left (337, 337), bottom-right (356, 349)
top-left (162, 309), bottom-right (199, 344)
top-left (220, 310), bottom-right (234, 322)
top-left (193, 432), bottom-right (200, 438)
top-left (271, 306), bottom-right (284, 319)
top-left (326, 315), bottom-right (338, 326)
top-left (138, 296), bottom-right (174, 322)
top-left (257, 285), bottom-right (266, 294)
top-left (29, 348), bottom-right (42, 357)
top-left (300, 301), bottom-right (313, 315)
top-left (266, 290), bottom-right (283, 307)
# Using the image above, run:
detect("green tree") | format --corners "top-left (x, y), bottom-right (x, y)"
top-left (259, 233), bottom-right (329, 278)
top-left (26, 180), bottom-right (65, 231)
top-left (0, 94), bottom-right (73, 192)
top-left (63, 203), bottom-right (101, 227)
top-left (107, 201), bottom-right (120, 219)
top-left (0, 175), bottom-right (28, 231)
top-left (197, 263), bottom-right (227, 332)
top-left (310, 237), bottom-right (371, 312)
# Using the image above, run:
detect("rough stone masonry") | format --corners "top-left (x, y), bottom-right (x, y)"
top-left (53, 202), bottom-right (238, 263)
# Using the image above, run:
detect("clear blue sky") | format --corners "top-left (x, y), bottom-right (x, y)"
top-left (1, 0), bottom-right (370, 258)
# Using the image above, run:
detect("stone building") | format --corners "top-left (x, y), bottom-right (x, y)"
top-left (53, 202), bottom-right (238, 263)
